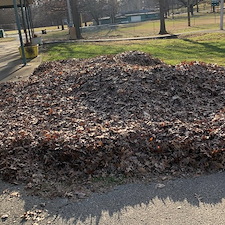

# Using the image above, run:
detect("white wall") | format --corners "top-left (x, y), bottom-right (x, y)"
top-left (131, 16), bottom-right (141, 22)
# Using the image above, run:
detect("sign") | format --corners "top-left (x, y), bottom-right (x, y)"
top-left (212, 0), bottom-right (220, 6)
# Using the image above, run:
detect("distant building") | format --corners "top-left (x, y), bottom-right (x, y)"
top-left (98, 12), bottom-right (160, 25)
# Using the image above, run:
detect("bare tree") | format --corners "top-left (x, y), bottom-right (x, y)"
top-left (177, 0), bottom-right (201, 26)
top-left (187, 0), bottom-right (191, 26)
top-left (105, 0), bottom-right (119, 24)
top-left (70, 0), bottom-right (82, 39)
top-left (81, 0), bottom-right (106, 25)
top-left (32, 0), bottom-right (67, 28)
top-left (159, 0), bottom-right (168, 34)
top-left (120, 0), bottom-right (143, 12)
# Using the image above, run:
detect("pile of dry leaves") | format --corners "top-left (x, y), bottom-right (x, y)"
top-left (0, 51), bottom-right (224, 188)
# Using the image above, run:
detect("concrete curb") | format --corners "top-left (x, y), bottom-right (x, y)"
top-left (43, 34), bottom-right (179, 45)
top-left (42, 29), bottom-right (225, 45)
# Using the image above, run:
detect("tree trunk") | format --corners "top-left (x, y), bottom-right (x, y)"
top-left (95, 18), bottom-right (100, 25)
top-left (110, 14), bottom-right (116, 24)
top-left (190, 4), bottom-right (194, 16)
top-left (70, 0), bottom-right (82, 39)
top-left (187, 0), bottom-right (191, 26)
top-left (91, 12), bottom-right (100, 25)
top-left (196, 0), bottom-right (199, 13)
top-left (159, 0), bottom-right (168, 34)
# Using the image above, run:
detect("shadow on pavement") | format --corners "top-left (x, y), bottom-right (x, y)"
top-left (0, 59), bottom-right (25, 81)
top-left (1, 171), bottom-right (225, 224)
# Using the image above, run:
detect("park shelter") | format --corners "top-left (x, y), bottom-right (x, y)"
top-left (0, 0), bottom-right (34, 65)
top-left (99, 12), bottom-right (160, 25)
top-left (125, 12), bottom-right (160, 22)
top-left (0, 0), bottom-right (33, 8)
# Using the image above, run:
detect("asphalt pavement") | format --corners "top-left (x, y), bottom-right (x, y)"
top-left (1, 172), bottom-right (225, 225)
top-left (0, 39), bottom-right (41, 83)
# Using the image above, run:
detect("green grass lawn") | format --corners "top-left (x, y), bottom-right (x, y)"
top-left (42, 32), bottom-right (225, 66)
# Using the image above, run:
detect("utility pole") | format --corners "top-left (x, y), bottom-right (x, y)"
top-left (66, 0), bottom-right (73, 27)
top-left (70, 0), bottom-right (82, 39)
top-left (220, 0), bottom-right (224, 30)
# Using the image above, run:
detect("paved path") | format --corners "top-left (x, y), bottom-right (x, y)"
top-left (43, 29), bottom-right (225, 44)
top-left (0, 40), bottom-right (21, 81)
top-left (0, 40), bottom-right (41, 83)
top-left (1, 172), bottom-right (225, 224)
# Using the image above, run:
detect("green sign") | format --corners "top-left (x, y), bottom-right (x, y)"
top-left (212, 0), bottom-right (220, 6)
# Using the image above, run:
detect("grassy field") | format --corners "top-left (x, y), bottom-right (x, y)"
top-left (81, 12), bottom-right (224, 39)
top-left (3, 2), bottom-right (224, 42)
top-left (0, 37), bottom-right (15, 42)
top-left (38, 10), bottom-right (225, 42)
top-left (42, 32), bottom-right (225, 66)
top-left (4, 26), bottom-right (60, 35)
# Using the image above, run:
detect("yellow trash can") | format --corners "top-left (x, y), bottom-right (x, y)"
top-left (19, 44), bottom-right (39, 59)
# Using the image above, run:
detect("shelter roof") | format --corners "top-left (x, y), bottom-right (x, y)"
top-left (0, 0), bottom-right (33, 9)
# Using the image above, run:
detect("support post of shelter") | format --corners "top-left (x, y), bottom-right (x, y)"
top-left (13, 0), bottom-right (26, 65)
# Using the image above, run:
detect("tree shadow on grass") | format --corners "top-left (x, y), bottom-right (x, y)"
top-left (45, 43), bottom-right (126, 60)
top-left (182, 38), bottom-right (225, 58)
